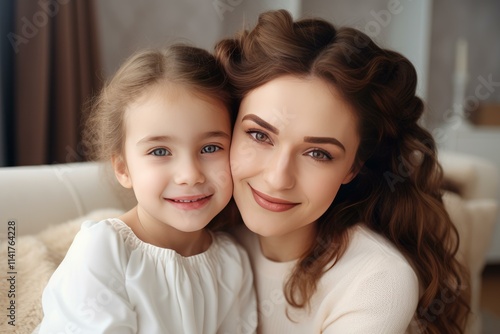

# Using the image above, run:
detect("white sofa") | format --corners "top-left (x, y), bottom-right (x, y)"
top-left (0, 151), bottom-right (497, 333)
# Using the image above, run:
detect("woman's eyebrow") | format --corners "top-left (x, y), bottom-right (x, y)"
top-left (241, 114), bottom-right (279, 135)
top-left (303, 136), bottom-right (345, 152)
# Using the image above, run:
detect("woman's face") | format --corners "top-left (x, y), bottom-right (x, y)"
top-left (230, 76), bottom-right (360, 239)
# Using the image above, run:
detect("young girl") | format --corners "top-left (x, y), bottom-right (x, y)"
top-left (216, 10), bottom-right (470, 334)
top-left (37, 45), bottom-right (256, 333)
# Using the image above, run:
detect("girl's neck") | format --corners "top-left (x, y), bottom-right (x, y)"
top-left (258, 223), bottom-right (316, 262)
top-left (120, 207), bottom-right (212, 257)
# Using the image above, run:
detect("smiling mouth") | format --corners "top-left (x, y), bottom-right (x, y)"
top-left (249, 186), bottom-right (300, 212)
top-left (171, 197), bottom-right (209, 203)
top-left (168, 195), bottom-right (211, 202)
top-left (165, 195), bottom-right (212, 210)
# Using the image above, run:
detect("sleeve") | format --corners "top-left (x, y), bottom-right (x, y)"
top-left (217, 241), bottom-right (257, 334)
top-left (38, 221), bottom-right (137, 334)
top-left (321, 261), bottom-right (419, 334)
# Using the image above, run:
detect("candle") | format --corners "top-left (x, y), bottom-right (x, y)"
top-left (455, 38), bottom-right (468, 76)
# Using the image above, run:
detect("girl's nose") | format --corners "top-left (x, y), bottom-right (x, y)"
top-left (173, 157), bottom-right (205, 186)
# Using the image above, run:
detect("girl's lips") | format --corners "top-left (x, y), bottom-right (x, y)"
top-left (165, 195), bottom-right (212, 210)
top-left (249, 186), bottom-right (300, 212)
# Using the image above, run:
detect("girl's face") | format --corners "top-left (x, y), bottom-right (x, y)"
top-left (115, 84), bottom-right (232, 233)
top-left (230, 76), bottom-right (360, 239)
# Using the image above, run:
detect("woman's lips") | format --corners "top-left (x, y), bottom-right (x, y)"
top-left (250, 186), bottom-right (299, 212)
top-left (165, 195), bottom-right (212, 210)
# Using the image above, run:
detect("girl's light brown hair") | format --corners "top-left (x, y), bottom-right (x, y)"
top-left (83, 44), bottom-right (233, 162)
top-left (216, 10), bottom-right (470, 333)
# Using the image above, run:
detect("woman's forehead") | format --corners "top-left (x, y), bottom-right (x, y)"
top-left (240, 76), bottom-right (356, 128)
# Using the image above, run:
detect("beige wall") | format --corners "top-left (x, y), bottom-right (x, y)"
top-left (96, 0), bottom-right (222, 77)
top-left (426, 0), bottom-right (500, 129)
top-left (95, 0), bottom-right (300, 78)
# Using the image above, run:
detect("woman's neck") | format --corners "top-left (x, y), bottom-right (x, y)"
top-left (120, 206), bottom-right (212, 256)
top-left (258, 223), bottom-right (316, 262)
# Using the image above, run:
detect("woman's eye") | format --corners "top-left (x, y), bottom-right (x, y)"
top-left (149, 148), bottom-right (170, 156)
top-left (201, 145), bottom-right (221, 154)
top-left (306, 150), bottom-right (332, 161)
top-left (247, 130), bottom-right (271, 143)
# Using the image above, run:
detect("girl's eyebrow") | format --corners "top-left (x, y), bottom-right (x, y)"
top-left (303, 136), bottom-right (345, 152)
top-left (241, 114), bottom-right (279, 134)
top-left (137, 131), bottom-right (230, 145)
top-left (137, 135), bottom-right (171, 145)
top-left (202, 131), bottom-right (231, 140)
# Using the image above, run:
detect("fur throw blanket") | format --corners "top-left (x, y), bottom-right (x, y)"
top-left (0, 209), bottom-right (123, 334)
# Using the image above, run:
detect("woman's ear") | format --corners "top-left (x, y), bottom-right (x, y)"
top-left (112, 155), bottom-right (132, 189)
top-left (342, 163), bottom-right (362, 185)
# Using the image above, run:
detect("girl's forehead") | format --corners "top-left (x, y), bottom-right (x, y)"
top-left (126, 82), bottom-right (228, 116)
top-left (125, 84), bottom-right (229, 125)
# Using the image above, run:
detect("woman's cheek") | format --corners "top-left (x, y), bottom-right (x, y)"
top-left (230, 138), bottom-right (259, 177)
top-left (309, 173), bottom-right (344, 206)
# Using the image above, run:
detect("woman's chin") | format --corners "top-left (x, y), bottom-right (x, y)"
top-left (242, 219), bottom-right (282, 238)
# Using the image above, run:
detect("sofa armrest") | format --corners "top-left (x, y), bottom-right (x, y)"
top-left (0, 162), bottom-right (136, 238)
top-left (439, 150), bottom-right (499, 200)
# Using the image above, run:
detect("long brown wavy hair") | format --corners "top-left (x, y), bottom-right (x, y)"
top-left (215, 9), bottom-right (470, 333)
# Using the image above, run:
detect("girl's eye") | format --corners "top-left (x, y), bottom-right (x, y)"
top-left (306, 150), bottom-right (332, 161)
top-left (247, 130), bottom-right (271, 144)
top-left (201, 145), bottom-right (221, 154)
top-left (149, 148), bottom-right (171, 156)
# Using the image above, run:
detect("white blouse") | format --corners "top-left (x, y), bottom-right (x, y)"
top-left (38, 219), bottom-right (256, 334)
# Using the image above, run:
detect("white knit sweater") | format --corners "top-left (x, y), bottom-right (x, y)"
top-left (233, 224), bottom-right (419, 334)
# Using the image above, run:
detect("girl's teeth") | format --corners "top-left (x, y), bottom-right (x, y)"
top-left (175, 198), bottom-right (200, 203)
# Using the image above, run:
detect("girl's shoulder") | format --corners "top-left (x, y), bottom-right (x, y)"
top-left (77, 218), bottom-right (137, 253)
top-left (49, 218), bottom-right (133, 281)
top-left (78, 217), bottom-right (127, 236)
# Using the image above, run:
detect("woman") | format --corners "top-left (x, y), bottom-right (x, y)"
top-left (216, 9), bottom-right (470, 334)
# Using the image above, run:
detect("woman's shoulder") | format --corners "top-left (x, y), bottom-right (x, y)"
top-left (347, 225), bottom-right (415, 268)
top-left (318, 225), bottom-right (419, 304)
top-left (323, 225), bottom-right (418, 287)
top-left (316, 225), bottom-right (420, 332)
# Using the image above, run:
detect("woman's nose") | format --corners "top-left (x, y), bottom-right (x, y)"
top-left (173, 156), bottom-right (205, 186)
top-left (262, 148), bottom-right (296, 190)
